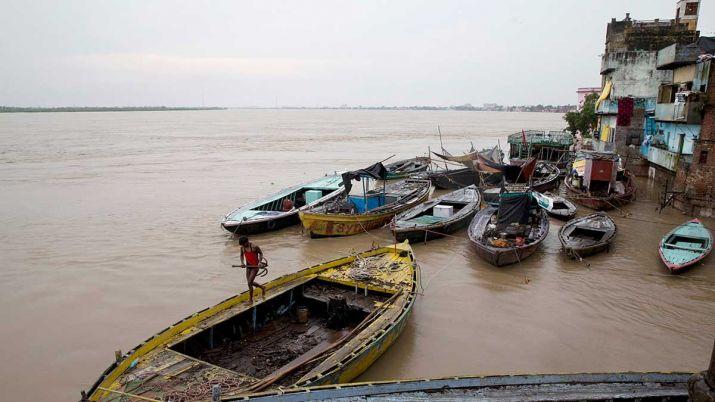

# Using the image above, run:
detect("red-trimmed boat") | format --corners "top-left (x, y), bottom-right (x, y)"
top-left (659, 219), bottom-right (712, 273)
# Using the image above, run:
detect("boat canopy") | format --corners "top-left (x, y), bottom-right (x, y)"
top-left (497, 192), bottom-right (534, 230)
top-left (341, 162), bottom-right (388, 193)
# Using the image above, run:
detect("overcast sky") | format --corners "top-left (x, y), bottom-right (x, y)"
top-left (1, 0), bottom-right (713, 107)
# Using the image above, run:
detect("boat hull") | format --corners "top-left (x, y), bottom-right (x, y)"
top-left (468, 207), bottom-right (549, 267)
top-left (87, 243), bottom-right (419, 401)
top-left (564, 173), bottom-right (636, 211)
top-left (222, 213), bottom-right (300, 235)
top-left (301, 211), bottom-right (400, 238)
top-left (428, 168), bottom-right (479, 189)
top-left (237, 372), bottom-right (690, 401)
top-left (558, 213), bottom-right (617, 258)
top-left (297, 283), bottom-right (416, 386)
top-left (393, 214), bottom-right (474, 243)
top-left (300, 182), bottom-right (431, 237)
top-left (658, 219), bottom-right (713, 273)
top-left (472, 238), bottom-right (542, 266)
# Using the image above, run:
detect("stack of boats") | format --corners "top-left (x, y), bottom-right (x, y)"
top-left (84, 131), bottom-right (713, 402)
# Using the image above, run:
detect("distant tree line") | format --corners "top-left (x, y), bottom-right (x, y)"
top-left (0, 106), bottom-right (226, 113)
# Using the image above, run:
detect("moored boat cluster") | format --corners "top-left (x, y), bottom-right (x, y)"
top-left (84, 130), bottom-right (712, 402)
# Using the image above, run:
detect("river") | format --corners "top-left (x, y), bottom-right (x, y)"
top-left (0, 109), bottom-right (712, 401)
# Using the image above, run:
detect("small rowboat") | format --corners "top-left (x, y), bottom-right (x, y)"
top-left (300, 178), bottom-right (431, 238)
top-left (468, 191), bottom-right (549, 267)
top-left (530, 162), bottom-right (561, 193)
top-left (222, 174), bottom-right (345, 235)
top-left (85, 242), bottom-right (419, 402)
top-left (426, 167), bottom-right (479, 189)
top-left (659, 219), bottom-right (713, 273)
top-left (559, 212), bottom-right (616, 258)
top-left (384, 157), bottom-right (431, 179)
top-left (390, 185), bottom-right (481, 243)
top-left (533, 191), bottom-right (577, 220)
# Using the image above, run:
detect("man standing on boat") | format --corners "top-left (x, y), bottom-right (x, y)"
top-left (237, 236), bottom-right (267, 303)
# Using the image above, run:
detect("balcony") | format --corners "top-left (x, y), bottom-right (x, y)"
top-left (655, 98), bottom-right (703, 124)
top-left (600, 54), bottom-right (617, 75)
top-left (596, 99), bottom-right (618, 115)
top-left (656, 43), bottom-right (698, 70)
top-left (640, 144), bottom-right (692, 171)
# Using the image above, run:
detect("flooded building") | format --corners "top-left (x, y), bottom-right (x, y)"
top-left (646, 37), bottom-right (715, 216)
top-left (593, 1), bottom-right (700, 156)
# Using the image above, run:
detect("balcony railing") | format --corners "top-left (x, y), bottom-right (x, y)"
top-left (640, 144), bottom-right (692, 171)
top-left (655, 99), bottom-right (703, 124)
top-left (657, 43), bottom-right (698, 70)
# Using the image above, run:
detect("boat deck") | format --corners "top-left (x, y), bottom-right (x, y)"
top-left (91, 246), bottom-right (416, 401)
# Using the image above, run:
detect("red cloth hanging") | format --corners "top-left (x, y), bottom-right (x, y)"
top-left (617, 97), bottom-right (634, 126)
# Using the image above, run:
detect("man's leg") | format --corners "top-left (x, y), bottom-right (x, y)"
top-left (246, 268), bottom-right (254, 303)
top-left (247, 268), bottom-right (266, 299)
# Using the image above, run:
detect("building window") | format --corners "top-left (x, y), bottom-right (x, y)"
top-left (699, 150), bottom-right (708, 164)
top-left (685, 2), bottom-right (698, 16)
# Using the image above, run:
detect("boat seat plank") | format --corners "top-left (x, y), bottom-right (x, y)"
top-left (664, 243), bottom-right (706, 251)
top-left (404, 215), bottom-right (446, 225)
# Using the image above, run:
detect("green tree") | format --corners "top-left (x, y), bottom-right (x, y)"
top-left (563, 93), bottom-right (598, 138)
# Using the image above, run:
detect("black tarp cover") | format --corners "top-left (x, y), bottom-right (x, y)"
top-left (496, 192), bottom-right (533, 230)
top-left (341, 162), bottom-right (388, 193)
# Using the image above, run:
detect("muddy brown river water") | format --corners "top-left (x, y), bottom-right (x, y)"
top-left (0, 109), bottom-right (713, 401)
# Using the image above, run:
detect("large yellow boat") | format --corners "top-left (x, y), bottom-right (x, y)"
top-left (299, 163), bottom-right (431, 237)
top-left (85, 242), bottom-right (419, 402)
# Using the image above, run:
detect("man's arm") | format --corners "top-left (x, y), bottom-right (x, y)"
top-left (240, 247), bottom-right (246, 266)
top-left (255, 245), bottom-right (263, 263)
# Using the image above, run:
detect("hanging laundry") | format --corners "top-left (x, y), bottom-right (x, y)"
top-left (617, 97), bottom-right (634, 126)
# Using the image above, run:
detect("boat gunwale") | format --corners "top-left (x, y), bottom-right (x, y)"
top-left (232, 371), bottom-right (690, 401)
top-left (658, 219), bottom-right (713, 272)
top-left (392, 186), bottom-right (481, 233)
top-left (300, 180), bottom-right (432, 219)
top-left (293, 255), bottom-right (419, 387)
top-left (558, 212), bottom-right (617, 253)
top-left (87, 243), bottom-right (415, 401)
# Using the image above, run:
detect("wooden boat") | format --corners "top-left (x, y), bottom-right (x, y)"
top-left (432, 145), bottom-right (504, 166)
top-left (427, 146), bottom-right (504, 189)
top-left (222, 175), bottom-right (345, 234)
top-left (235, 372), bottom-right (691, 401)
top-left (659, 218), bottom-right (713, 273)
top-left (390, 185), bottom-right (481, 243)
top-left (565, 170), bottom-right (636, 210)
top-left (564, 151), bottom-right (636, 211)
top-left (300, 163), bottom-right (432, 237)
top-left (384, 157), bottom-right (430, 179)
top-left (468, 191), bottom-right (549, 267)
top-left (426, 167), bottom-right (478, 189)
top-left (533, 191), bottom-right (577, 220)
top-left (508, 129), bottom-right (574, 170)
top-left (530, 162), bottom-right (561, 192)
top-left (85, 242), bottom-right (419, 402)
top-left (559, 212), bottom-right (617, 258)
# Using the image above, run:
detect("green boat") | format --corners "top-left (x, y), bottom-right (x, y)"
top-left (659, 219), bottom-right (712, 273)
top-left (508, 130), bottom-right (574, 168)
top-left (384, 157), bottom-right (431, 179)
